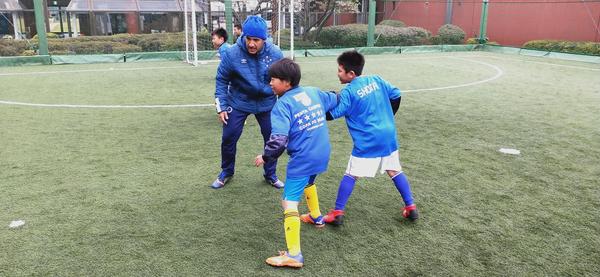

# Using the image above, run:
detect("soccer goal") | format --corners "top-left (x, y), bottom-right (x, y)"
top-left (183, 0), bottom-right (199, 66)
top-left (269, 0), bottom-right (297, 59)
top-left (181, 0), bottom-right (298, 63)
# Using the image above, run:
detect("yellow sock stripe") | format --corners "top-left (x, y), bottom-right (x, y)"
top-left (284, 211), bottom-right (300, 218)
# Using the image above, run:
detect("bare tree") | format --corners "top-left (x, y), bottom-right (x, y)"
top-left (303, 0), bottom-right (336, 40)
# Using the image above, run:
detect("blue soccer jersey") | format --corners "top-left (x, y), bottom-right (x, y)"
top-left (270, 86), bottom-right (338, 178)
top-left (329, 75), bottom-right (401, 158)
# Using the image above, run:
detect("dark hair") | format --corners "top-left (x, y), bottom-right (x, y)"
top-left (268, 58), bottom-right (301, 87)
top-left (337, 50), bottom-right (365, 76)
top-left (234, 24), bottom-right (242, 30)
top-left (211, 27), bottom-right (228, 42)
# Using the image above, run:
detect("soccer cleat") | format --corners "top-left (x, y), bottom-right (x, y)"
top-left (323, 209), bottom-right (345, 226)
top-left (264, 176), bottom-right (285, 189)
top-left (402, 204), bottom-right (419, 221)
top-left (265, 251), bottom-right (304, 268)
top-left (210, 175), bottom-right (232, 189)
top-left (300, 214), bottom-right (325, 228)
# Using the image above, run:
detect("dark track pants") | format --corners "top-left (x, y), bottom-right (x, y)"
top-left (220, 108), bottom-right (277, 179)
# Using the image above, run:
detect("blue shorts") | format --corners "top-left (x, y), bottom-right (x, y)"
top-left (282, 175), bottom-right (317, 201)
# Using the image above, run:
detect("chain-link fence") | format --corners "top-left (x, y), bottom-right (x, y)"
top-left (1, 0), bottom-right (599, 57)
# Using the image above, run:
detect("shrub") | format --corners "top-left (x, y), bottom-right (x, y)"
top-left (406, 27), bottom-right (432, 45)
top-left (316, 24), bottom-right (431, 48)
top-left (434, 24), bottom-right (465, 44)
top-left (466, 37), bottom-right (479, 44)
top-left (378, 20), bottom-right (406, 28)
top-left (317, 24), bottom-right (367, 47)
top-left (1, 31), bottom-right (216, 56)
top-left (0, 40), bottom-right (30, 56)
top-left (33, 32), bottom-right (59, 39)
top-left (522, 40), bottom-right (600, 56)
top-left (21, 50), bottom-right (36, 56)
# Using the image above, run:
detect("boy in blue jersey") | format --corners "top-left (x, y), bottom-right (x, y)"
top-left (317, 50), bottom-right (419, 226)
top-left (211, 27), bottom-right (230, 58)
top-left (254, 58), bottom-right (337, 268)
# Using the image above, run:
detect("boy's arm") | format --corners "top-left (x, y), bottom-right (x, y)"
top-left (379, 76), bottom-right (402, 115)
top-left (215, 50), bottom-right (232, 113)
top-left (390, 97), bottom-right (401, 115)
top-left (262, 102), bottom-right (291, 162)
top-left (262, 135), bottom-right (288, 163)
top-left (315, 89), bottom-right (339, 120)
top-left (327, 88), bottom-right (352, 120)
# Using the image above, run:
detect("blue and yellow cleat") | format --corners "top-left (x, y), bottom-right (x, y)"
top-left (300, 214), bottom-right (325, 228)
top-left (266, 251), bottom-right (304, 268)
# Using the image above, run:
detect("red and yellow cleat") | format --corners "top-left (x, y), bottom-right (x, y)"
top-left (265, 251), bottom-right (304, 268)
top-left (299, 214), bottom-right (325, 228)
top-left (402, 204), bottom-right (419, 221)
top-left (323, 209), bottom-right (345, 226)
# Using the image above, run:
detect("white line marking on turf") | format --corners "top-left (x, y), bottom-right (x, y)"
top-left (0, 56), bottom-right (501, 109)
top-left (499, 148), bottom-right (521, 155)
top-left (404, 57), bottom-right (504, 92)
top-left (9, 220), bottom-right (25, 228)
top-left (0, 65), bottom-right (195, 77)
top-left (0, 100), bottom-right (214, 108)
top-left (476, 55), bottom-right (600, 71)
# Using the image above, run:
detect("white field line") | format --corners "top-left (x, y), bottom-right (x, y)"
top-left (0, 55), bottom-right (466, 77)
top-left (0, 100), bottom-right (214, 108)
top-left (0, 56), bottom-right (502, 109)
top-left (0, 65), bottom-right (196, 77)
top-left (404, 57), bottom-right (504, 92)
top-left (475, 54), bottom-right (600, 71)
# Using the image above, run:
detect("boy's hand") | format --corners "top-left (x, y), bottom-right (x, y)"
top-left (254, 155), bottom-right (265, 167)
top-left (218, 112), bottom-right (228, 125)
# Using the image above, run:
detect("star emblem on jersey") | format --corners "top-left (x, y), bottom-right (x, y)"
top-left (263, 56), bottom-right (272, 65)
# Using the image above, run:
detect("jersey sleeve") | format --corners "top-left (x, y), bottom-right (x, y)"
top-left (327, 88), bottom-right (352, 119)
top-left (270, 101), bottom-right (291, 136)
top-left (317, 89), bottom-right (339, 112)
top-left (215, 50), bottom-right (232, 112)
top-left (378, 76), bottom-right (401, 100)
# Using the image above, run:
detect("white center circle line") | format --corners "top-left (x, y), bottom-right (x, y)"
top-left (0, 57), bottom-right (503, 109)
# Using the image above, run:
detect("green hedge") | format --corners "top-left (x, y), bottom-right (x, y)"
top-left (431, 24), bottom-right (465, 45)
top-left (0, 32), bottom-right (213, 56)
top-left (522, 40), bottom-right (600, 56)
top-left (378, 20), bottom-right (406, 28)
top-left (0, 40), bottom-right (31, 56)
top-left (316, 24), bottom-right (431, 48)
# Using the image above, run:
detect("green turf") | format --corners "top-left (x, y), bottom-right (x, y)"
top-left (1, 52), bottom-right (599, 276)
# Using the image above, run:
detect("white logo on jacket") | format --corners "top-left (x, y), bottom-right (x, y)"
top-left (293, 92), bottom-right (312, 107)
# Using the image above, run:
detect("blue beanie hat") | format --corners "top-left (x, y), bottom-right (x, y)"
top-left (242, 16), bottom-right (268, 40)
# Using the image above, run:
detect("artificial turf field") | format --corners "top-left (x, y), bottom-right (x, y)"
top-left (1, 52), bottom-right (599, 276)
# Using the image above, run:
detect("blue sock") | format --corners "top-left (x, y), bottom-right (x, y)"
top-left (334, 175), bottom-right (356, 210)
top-left (392, 172), bottom-right (414, 206)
